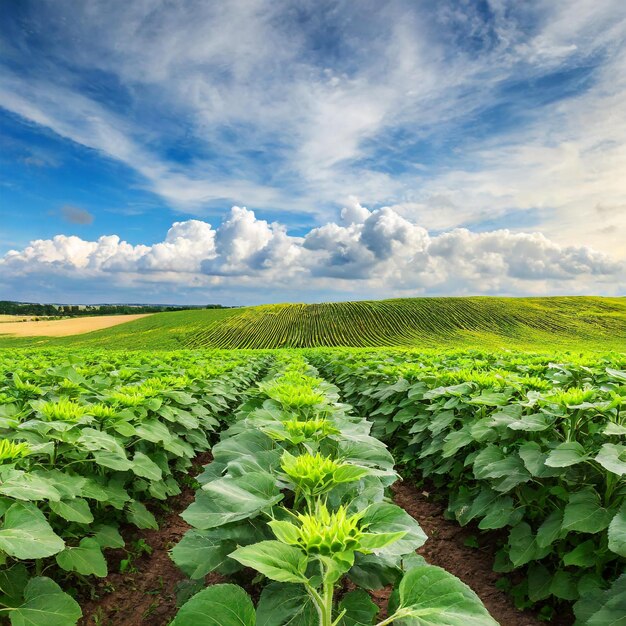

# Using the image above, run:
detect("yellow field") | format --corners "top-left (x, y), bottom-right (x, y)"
top-left (0, 315), bottom-right (43, 322)
top-left (0, 314), bottom-right (153, 337)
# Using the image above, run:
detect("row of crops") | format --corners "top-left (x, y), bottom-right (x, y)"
top-left (184, 298), bottom-right (626, 350)
top-left (309, 349), bottom-right (626, 624)
top-left (0, 349), bottom-right (270, 624)
top-left (0, 347), bottom-right (624, 624)
top-left (169, 354), bottom-right (500, 625)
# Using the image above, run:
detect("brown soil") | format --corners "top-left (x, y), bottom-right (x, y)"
top-left (79, 453), bottom-right (223, 626)
top-left (392, 481), bottom-right (574, 626)
top-left (0, 314), bottom-right (152, 337)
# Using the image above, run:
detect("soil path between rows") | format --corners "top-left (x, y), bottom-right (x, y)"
top-left (79, 453), bottom-right (223, 626)
top-left (392, 481), bottom-right (573, 626)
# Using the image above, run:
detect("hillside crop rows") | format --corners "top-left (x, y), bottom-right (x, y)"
top-left (0, 347), bottom-right (624, 625)
top-left (184, 297), bottom-right (626, 350)
top-left (1, 297), bottom-right (624, 352)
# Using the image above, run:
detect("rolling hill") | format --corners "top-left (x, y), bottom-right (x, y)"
top-left (0, 296), bottom-right (624, 351)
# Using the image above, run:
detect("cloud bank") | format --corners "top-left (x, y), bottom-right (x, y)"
top-left (2, 200), bottom-right (622, 304)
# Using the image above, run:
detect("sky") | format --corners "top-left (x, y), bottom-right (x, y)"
top-left (0, 0), bottom-right (625, 305)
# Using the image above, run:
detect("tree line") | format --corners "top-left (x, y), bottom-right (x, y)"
top-left (0, 301), bottom-right (229, 317)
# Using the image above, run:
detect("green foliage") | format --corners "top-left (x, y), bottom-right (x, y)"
top-left (312, 348), bottom-right (626, 620)
top-left (171, 355), bottom-right (494, 626)
top-left (1, 341), bottom-right (624, 625)
top-left (2, 296), bottom-right (625, 351)
top-left (0, 348), bottom-right (270, 624)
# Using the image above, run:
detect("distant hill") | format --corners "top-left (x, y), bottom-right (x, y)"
top-left (1, 296), bottom-right (624, 352)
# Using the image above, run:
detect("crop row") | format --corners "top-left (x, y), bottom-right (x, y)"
top-left (183, 297), bottom-right (626, 349)
top-left (309, 349), bottom-right (626, 624)
top-left (0, 350), bottom-right (269, 625)
top-left (169, 353), bottom-right (499, 625)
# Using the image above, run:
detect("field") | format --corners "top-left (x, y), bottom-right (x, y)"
top-left (0, 341), bottom-right (624, 626)
top-left (0, 315), bottom-right (51, 323)
top-left (0, 308), bottom-right (242, 349)
top-left (0, 296), bottom-right (624, 351)
top-left (0, 299), bottom-right (624, 626)
top-left (0, 314), bottom-right (153, 337)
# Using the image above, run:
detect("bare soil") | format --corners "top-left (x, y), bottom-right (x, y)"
top-left (78, 453), bottom-right (221, 626)
top-left (392, 481), bottom-right (574, 626)
top-left (0, 314), bottom-right (152, 337)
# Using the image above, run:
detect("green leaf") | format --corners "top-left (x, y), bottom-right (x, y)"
top-left (536, 510), bottom-right (564, 548)
top-left (507, 522), bottom-right (543, 567)
top-left (359, 502), bottom-right (427, 557)
top-left (93, 451), bottom-right (133, 471)
top-left (608, 502), bottom-right (626, 557)
top-left (549, 570), bottom-right (577, 601)
top-left (8, 577), bottom-right (82, 626)
top-left (92, 524), bottom-right (124, 549)
top-left (505, 413), bottom-right (550, 431)
top-left (333, 464), bottom-right (370, 484)
top-left (544, 442), bottom-right (589, 467)
top-left (441, 427), bottom-right (473, 458)
top-left (256, 583), bottom-right (317, 626)
top-left (268, 520), bottom-right (301, 546)
top-left (77, 427), bottom-right (125, 455)
top-left (171, 583), bottom-right (255, 626)
top-left (182, 472), bottom-right (282, 530)
top-left (527, 563), bottom-right (551, 602)
top-left (172, 530), bottom-right (231, 579)
top-left (0, 468), bottom-right (62, 502)
top-left (563, 540), bottom-right (597, 567)
top-left (595, 443), bottom-right (626, 476)
top-left (606, 368), bottom-right (626, 382)
top-left (603, 422), bottom-right (626, 436)
top-left (229, 540), bottom-right (308, 584)
top-left (348, 552), bottom-right (402, 590)
top-left (468, 391), bottom-right (510, 406)
top-left (131, 451), bottom-right (163, 481)
top-left (518, 442), bottom-right (562, 478)
top-left (396, 564), bottom-right (499, 625)
top-left (478, 500), bottom-right (521, 530)
top-left (0, 564), bottom-right (28, 606)
top-left (56, 537), bottom-right (108, 577)
top-left (126, 500), bottom-right (158, 530)
top-left (0, 502), bottom-right (65, 559)
top-left (172, 524), bottom-right (261, 579)
top-left (135, 419), bottom-right (173, 444)
top-left (339, 589), bottom-right (378, 625)
top-left (34, 470), bottom-right (85, 499)
top-left (359, 531), bottom-right (408, 552)
top-left (562, 488), bottom-right (613, 534)
top-left (49, 498), bottom-right (94, 524)
top-left (574, 573), bottom-right (626, 626)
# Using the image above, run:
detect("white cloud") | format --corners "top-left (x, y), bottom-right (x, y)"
top-left (1, 0), bottom-right (626, 295)
top-left (1, 202), bottom-right (623, 302)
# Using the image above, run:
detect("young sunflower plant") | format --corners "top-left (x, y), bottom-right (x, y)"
top-left (171, 357), bottom-right (498, 626)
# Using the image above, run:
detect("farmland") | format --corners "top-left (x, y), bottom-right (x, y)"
top-left (0, 296), bottom-right (624, 351)
top-left (0, 314), bottom-right (154, 337)
top-left (0, 343), bottom-right (624, 625)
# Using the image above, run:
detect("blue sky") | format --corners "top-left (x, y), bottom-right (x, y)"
top-left (0, 0), bottom-right (625, 304)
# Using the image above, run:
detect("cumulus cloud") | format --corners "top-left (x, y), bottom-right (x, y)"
top-left (1, 202), bottom-right (623, 302)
